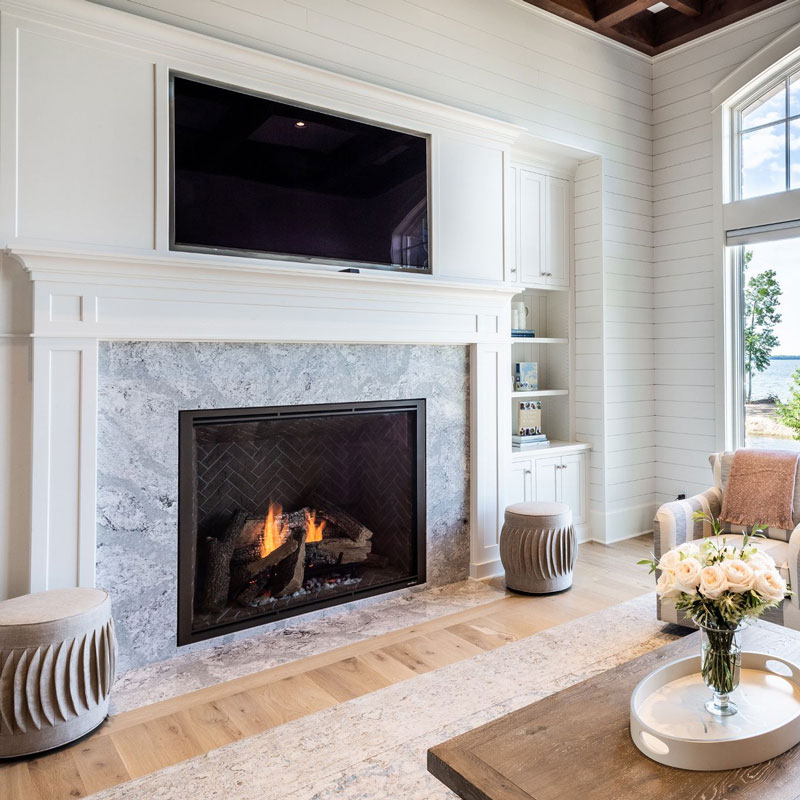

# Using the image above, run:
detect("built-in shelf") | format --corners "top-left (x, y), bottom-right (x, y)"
top-left (510, 337), bottom-right (568, 344)
top-left (512, 389), bottom-right (569, 398)
top-left (510, 440), bottom-right (590, 459)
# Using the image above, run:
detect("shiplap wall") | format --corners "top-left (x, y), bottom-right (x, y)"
top-left (91, 0), bottom-right (657, 541)
top-left (652, 1), bottom-right (800, 503)
top-left (574, 157), bottom-right (608, 536)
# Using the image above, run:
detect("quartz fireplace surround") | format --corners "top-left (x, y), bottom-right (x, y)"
top-left (96, 341), bottom-right (470, 671)
top-left (179, 400), bottom-right (426, 645)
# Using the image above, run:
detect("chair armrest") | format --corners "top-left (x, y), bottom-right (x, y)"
top-left (788, 525), bottom-right (800, 607)
top-left (653, 487), bottom-right (723, 561)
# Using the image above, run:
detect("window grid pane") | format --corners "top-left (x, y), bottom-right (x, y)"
top-left (741, 121), bottom-right (787, 199)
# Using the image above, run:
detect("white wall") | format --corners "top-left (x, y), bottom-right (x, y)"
top-left (652, 1), bottom-right (800, 503)
top-left (87, 0), bottom-right (657, 541)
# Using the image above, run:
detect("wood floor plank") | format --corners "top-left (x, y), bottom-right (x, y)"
top-left (111, 722), bottom-right (175, 779)
top-left (71, 733), bottom-right (131, 795)
top-left (254, 672), bottom-right (341, 725)
top-left (0, 762), bottom-right (40, 800)
top-left (445, 619), bottom-right (516, 651)
top-left (209, 689), bottom-right (281, 738)
top-left (27, 749), bottom-right (87, 800)
top-left (357, 648), bottom-right (420, 683)
top-left (306, 656), bottom-right (392, 703)
top-left (175, 701), bottom-right (244, 752)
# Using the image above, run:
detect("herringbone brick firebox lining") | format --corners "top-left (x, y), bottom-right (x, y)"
top-left (194, 410), bottom-right (416, 576)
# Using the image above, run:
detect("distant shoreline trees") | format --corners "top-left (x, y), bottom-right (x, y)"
top-left (744, 250), bottom-right (783, 403)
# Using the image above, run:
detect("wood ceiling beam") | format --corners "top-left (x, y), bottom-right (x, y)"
top-left (662, 0), bottom-right (702, 15)
top-left (520, 0), bottom-right (657, 53)
top-left (595, 0), bottom-right (652, 27)
top-left (653, 0), bottom-right (788, 53)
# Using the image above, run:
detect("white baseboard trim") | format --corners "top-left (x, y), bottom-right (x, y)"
top-left (590, 502), bottom-right (658, 545)
top-left (469, 559), bottom-right (504, 580)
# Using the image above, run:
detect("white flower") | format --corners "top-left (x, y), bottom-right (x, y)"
top-left (699, 565), bottom-right (728, 599)
top-left (752, 569), bottom-right (786, 603)
top-left (721, 559), bottom-right (755, 594)
top-left (674, 558), bottom-right (702, 594)
top-left (747, 551), bottom-right (776, 572)
top-left (658, 549), bottom-right (681, 573)
top-left (656, 569), bottom-right (680, 599)
top-left (677, 541), bottom-right (700, 556)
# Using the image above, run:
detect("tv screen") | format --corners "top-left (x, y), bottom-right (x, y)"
top-left (170, 75), bottom-right (430, 272)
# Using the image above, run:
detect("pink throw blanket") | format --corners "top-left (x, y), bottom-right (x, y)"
top-left (720, 449), bottom-right (799, 531)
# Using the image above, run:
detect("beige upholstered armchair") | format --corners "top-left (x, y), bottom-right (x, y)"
top-left (654, 451), bottom-right (800, 630)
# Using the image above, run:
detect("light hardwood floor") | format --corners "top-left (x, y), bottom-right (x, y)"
top-left (0, 535), bottom-right (655, 800)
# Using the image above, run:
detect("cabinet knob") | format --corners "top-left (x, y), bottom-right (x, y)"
top-left (524, 469), bottom-right (532, 476)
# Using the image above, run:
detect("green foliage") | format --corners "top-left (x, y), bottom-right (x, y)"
top-left (744, 251), bottom-right (782, 403)
top-left (775, 366), bottom-right (800, 441)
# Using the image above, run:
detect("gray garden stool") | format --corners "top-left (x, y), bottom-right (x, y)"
top-left (0, 588), bottom-right (116, 757)
top-left (500, 502), bottom-right (577, 593)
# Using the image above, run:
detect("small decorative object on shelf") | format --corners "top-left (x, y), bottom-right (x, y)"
top-left (514, 362), bottom-right (538, 391)
top-left (640, 512), bottom-right (789, 717)
top-left (511, 329), bottom-right (536, 338)
top-left (511, 301), bottom-right (530, 330)
top-left (518, 400), bottom-right (542, 434)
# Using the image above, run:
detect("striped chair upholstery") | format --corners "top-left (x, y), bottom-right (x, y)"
top-left (655, 452), bottom-right (800, 630)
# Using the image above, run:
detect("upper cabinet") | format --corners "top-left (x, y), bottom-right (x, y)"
top-left (507, 166), bottom-right (571, 289)
top-left (435, 137), bottom-right (505, 283)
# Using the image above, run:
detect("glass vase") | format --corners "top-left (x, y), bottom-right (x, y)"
top-left (697, 621), bottom-right (746, 716)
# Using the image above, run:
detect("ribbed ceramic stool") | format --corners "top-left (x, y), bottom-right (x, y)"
top-left (0, 588), bottom-right (116, 757)
top-left (500, 502), bottom-right (577, 593)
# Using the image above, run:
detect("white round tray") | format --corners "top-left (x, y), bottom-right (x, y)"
top-left (630, 651), bottom-right (800, 771)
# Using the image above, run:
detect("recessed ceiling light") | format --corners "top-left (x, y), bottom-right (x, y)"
top-left (648, 2), bottom-right (669, 12)
top-left (294, 121), bottom-right (306, 128)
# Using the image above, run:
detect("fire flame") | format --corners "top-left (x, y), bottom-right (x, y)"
top-left (260, 503), bottom-right (289, 557)
top-left (304, 509), bottom-right (326, 543)
top-left (259, 504), bottom-right (326, 556)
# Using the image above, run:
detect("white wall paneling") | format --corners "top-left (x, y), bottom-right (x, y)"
top-left (29, 336), bottom-right (97, 593)
top-left (471, 341), bottom-right (511, 579)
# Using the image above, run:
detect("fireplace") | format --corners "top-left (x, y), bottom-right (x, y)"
top-left (177, 399), bottom-right (426, 645)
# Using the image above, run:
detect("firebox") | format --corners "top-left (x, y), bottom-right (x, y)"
top-left (177, 399), bottom-right (426, 645)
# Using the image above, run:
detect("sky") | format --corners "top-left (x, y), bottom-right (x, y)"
top-left (746, 238), bottom-right (800, 355)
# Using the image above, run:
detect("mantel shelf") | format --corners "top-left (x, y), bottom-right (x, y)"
top-left (511, 389), bottom-right (569, 398)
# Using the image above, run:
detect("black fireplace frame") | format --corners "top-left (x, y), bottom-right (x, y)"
top-left (177, 399), bottom-right (427, 646)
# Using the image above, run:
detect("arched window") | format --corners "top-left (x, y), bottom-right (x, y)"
top-left (736, 69), bottom-right (800, 200)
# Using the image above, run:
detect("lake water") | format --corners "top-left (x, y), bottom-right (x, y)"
top-left (751, 357), bottom-right (800, 402)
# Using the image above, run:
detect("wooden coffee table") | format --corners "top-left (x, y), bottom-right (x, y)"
top-left (428, 625), bottom-right (800, 800)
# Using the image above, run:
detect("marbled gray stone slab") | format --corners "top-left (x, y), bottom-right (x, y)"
top-left (97, 342), bottom-right (469, 671)
top-left (87, 594), bottom-right (685, 800)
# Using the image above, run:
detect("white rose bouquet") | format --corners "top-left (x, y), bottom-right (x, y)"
top-left (640, 512), bottom-right (789, 699)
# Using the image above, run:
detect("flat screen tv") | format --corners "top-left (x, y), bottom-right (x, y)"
top-left (170, 74), bottom-right (430, 273)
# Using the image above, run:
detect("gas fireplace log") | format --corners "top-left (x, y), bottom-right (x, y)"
top-left (199, 510), bottom-right (249, 612)
top-left (231, 511), bottom-right (307, 565)
top-left (271, 527), bottom-right (306, 598)
top-left (314, 502), bottom-right (374, 543)
top-left (232, 536), bottom-right (299, 607)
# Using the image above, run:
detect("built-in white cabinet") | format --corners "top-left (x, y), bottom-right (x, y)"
top-left (509, 448), bottom-right (588, 529)
top-left (507, 166), bottom-right (570, 288)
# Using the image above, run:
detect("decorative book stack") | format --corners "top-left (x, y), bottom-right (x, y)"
top-left (512, 433), bottom-right (550, 451)
top-left (511, 329), bottom-right (536, 338)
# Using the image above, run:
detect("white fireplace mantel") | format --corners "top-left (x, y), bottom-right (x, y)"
top-left (3, 248), bottom-right (514, 599)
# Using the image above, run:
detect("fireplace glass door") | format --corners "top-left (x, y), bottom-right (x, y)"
top-left (178, 400), bottom-right (426, 644)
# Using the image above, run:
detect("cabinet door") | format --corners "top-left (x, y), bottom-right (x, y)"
top-left (559, 453), bottom-right (586, 525)
top-left (534, 456), bottom-right (560, 503)
top-left (518, 170), bottom-right (545, 286)
top-left (545, 176), bottom-right (570, 288)
top-left (508, 460), bottom-right (533, 506)
top-left (506, 165), bottom-right (519, 283)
